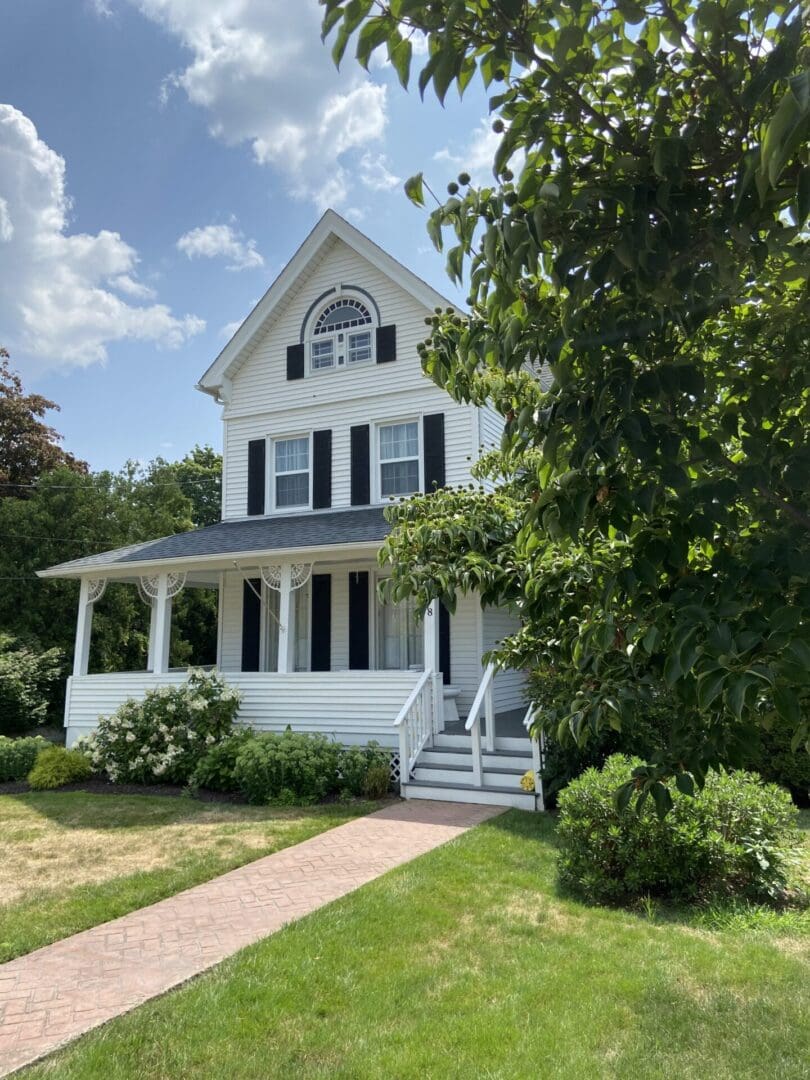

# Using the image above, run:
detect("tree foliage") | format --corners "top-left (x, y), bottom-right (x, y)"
top-left (323, 0), bottom-right (810, 803)
top-left (0, 349), bottom-right (88, 495)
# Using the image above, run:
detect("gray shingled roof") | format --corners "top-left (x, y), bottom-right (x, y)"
top-left (40, 507), bottom-right (391, 577)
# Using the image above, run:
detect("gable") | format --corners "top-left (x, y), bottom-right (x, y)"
top-left (197, 209), bottom-right (454, 403)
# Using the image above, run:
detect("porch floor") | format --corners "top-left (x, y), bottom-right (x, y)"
top-left (445, 707), bottom-right (529, 740)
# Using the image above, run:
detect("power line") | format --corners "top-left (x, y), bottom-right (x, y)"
top-left (0, 476), bottom-right (222, 491)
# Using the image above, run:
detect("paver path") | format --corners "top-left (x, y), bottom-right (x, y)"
top-left (0, 799), bottom-right (501, 1076)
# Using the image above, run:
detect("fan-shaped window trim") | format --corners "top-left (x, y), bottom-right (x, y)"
top-left (305, 290), bottom-right (378, 374)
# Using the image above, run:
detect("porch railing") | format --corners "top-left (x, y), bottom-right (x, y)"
top-left (464, 661), bottom-right (496, 786)
top-left (394, 669), bottom-right (442, 779)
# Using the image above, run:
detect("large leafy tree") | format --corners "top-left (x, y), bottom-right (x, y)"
top-left (0, 349), bottom-right (88, 495)
top-left (323, 0), bottom-right (810, 807)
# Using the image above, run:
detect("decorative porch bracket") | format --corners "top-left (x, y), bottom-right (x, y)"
top-left (73, 577), bottom-right (108, 677)
top-left (137, 571), bottom-right (187, 602)
top-left (260, 563), bottom-right (313, 674)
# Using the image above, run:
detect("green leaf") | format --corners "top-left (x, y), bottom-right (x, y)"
top-left (675, 772), bottom-right (695, 797)
top-left (614, 781), bottom-right (634, 813)
top-left (404, 173), bottom-right (425, 207)
top-left (697, 668), bottom-right (726, 711)
top-left (389, 35), bottom-right (413, 89)
top-left (650, 781), bottom-right (673, 820)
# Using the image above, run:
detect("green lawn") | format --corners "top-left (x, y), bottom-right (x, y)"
top-left (0, 792), bottom-right (377, 963)
top-left (23, 809), bottom-right (809, 1080)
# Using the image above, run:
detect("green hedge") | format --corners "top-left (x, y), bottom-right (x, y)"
top-left (28, 746), bottom-right (93, 791)
top-left (557, 754), bottom-right (802, 905)
top-left (0, 735), bottom-right (50, 782)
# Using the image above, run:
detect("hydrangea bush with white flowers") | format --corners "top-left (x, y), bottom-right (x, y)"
top-left (77, 670), bottom-right (241, 785)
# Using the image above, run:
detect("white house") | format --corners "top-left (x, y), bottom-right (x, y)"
top-left (39, 211), bottom-right (542, 809)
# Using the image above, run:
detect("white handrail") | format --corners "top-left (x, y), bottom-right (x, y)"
top-left (464, 661), bottom-right (496, 731)
top-left (394, 669), bottom-right (440, 781)
top-left (393, 669), bottom-right (431, 727)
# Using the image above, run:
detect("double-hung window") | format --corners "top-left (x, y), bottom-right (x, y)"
top-left (274, 436), bottom-right (310, 509)
top-left (379, 421), bottom-right (420, 498)
top-left (309, 297), bottom-right (374, 373)
top-left (347, 329), bottom-right (372, 365)
top-left (376, 589), bottom-right (423, 671)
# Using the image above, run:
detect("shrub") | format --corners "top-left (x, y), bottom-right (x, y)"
top-left (361, 762), bottom-right (391, 800)
top-left (234, 730), bottom-right (342, 805)
top-left (191, 729), bottom-right (255, 792)
top-left (28, 746), bottom-right (92, 790)
top-left (557, 755), bottom-right (802, 906)
top-left (339, 741), bottom-right (391, 797)
top-left (747, 715), bottom-right (810, 806)
top-left (528, 668), bottom-right (673, 805)
top-left (0, 637), bottom-right (63, 736)
top-left (0, 735), bottom-right (51, 781)
top-left (79, 670), bottom-right (241, 784)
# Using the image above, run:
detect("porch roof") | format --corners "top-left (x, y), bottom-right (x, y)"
top-left (38, 506), bottom-right (391, 579)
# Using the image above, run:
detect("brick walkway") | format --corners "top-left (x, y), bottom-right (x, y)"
top-left (0, 800), bottom-right (501, 1076)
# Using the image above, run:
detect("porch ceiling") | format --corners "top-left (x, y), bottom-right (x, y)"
top-left (38, 506), bottom-right (391, 580)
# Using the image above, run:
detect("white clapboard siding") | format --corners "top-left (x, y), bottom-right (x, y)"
top-left (220, 236), bottom-right (474, 519)
top-left (218, 564), bottom-right (483, 710)
top-left (476, 405), bottom-right (504, 493)
top-left (64, 671), bottom-right (420, 748)
top-left (482, 605), bottom-right (527, 713)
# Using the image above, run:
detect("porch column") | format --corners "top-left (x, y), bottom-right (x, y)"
top-left (276, 563), bottom-right (295, 673)
top-left (73, 578), bottom-right (96, 677)
top-left (423, 600), bottom-right (440, 673)
top-left (147, 600), bottom-right (159, 671)
top-left (150, 574), bottom-right (172, 675)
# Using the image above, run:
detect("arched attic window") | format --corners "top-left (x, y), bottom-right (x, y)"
top-left (309, 296), bottom-right (375, 372)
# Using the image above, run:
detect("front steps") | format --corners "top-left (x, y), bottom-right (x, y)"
top-left (400, 733), bottom-right (542, 811)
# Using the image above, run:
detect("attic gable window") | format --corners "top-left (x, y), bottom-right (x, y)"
top-left (309, 296), bottom-right (374, 373)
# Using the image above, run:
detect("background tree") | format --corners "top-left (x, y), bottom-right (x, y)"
top-left (0, 349), bottom-right (87, 495)
top-left (323, 0), bottom-right (810, 809)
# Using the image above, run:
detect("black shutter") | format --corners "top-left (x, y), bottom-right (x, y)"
top-left (247, 439), bottom-right (266, 516)
top-left (286, 343), bottom-right (305, 380)
top-left (423, 413), bottom-right (446, 491)
top-left (312, 429), bottom-right (332, 510)
top-left (376, 324), bottom-right (396, 364)
top-left (439, 601), bottom-right (451, 685)
top-left (311, 574), bottom-right (331, 672)
top-left (348, 571), bottom-right (369, 670)
top-left (350, 424), bottom-right (370, 505)
top-left (241, 579), bottom-right (261, 672)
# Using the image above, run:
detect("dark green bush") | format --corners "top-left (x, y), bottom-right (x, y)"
top-left (191, 730), bottom-right (255, 792)
top-left (529, 669), bottom-right (672, 806)
top-left (339, 741), bottom-right (391, 797)
top-left (0, 735), bottom-right (50, 781)
top-left (0, 637), bottom-right (63, 736)
top-left (234, 730), bottom-right (342, 805)
top-left (557, 755), bottom-right (802, 906)
top-left (362, 762), bottom-right (392, 799)
top-left (747, 715), bottom-right (810, 806)
top-left (28, 746), bottom-right (93, 791)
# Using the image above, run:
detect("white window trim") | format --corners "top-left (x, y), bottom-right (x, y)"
top-left (305, 292), bottom-right (378, 377)
top-left (268, 431), bottom-right (313, 514)
top-left (373, 416), bottom-right (422, 504)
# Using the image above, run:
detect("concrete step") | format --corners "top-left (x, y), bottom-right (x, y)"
top-left (418, 747), bottom-right (532, 770)
top-left (411, 763), bottom-right (528, 788)
top-left (434, 733), bottom-right (533, 753)
top-left (401, 780), bottom-right (539, 811)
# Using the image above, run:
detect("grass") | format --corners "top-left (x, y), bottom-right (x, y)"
top-left (23, 809), bottom-right (809, 1080)
top-left (0, 791), bottom-right (377, 962)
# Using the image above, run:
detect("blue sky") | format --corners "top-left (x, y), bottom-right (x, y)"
top-left (0, 0), bottom-right (494, 471)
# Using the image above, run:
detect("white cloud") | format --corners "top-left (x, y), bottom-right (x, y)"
top-left (0, 196), bottom-right (13, 241)
top-left (128, 0), bottom-right (389, 206)
top-left (434, 118), bottom-right (521, 185)
top-left (110, 273), bottom-right (157, 300)
top-left (358, 152), bottom-right (400, 192)
top-left (219, 319), bottom-right (242, 339)
top-left (177, 223), bottom-right (264, 271)
top-left (0, 105), bottom-right (203, 373)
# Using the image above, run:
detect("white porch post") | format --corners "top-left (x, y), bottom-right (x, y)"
top-left (423, 601), bottom-right (439, 673)
top-left (147, 600), bottom-right (159, 671)
top-left (276, 563), bottom-right (295, 673)
top-left (150, 573), bottom-right (172, 675)
top-left (73, 578), bottom-right (94, 677)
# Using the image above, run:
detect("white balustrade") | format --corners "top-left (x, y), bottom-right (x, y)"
top-left (393, 670), bottom-right (440, 778)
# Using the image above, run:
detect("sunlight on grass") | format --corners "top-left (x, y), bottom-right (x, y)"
top-left (22, 809), bottom-right (809, 1080)
top-left (0, 792), bottom-right (376, 962)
